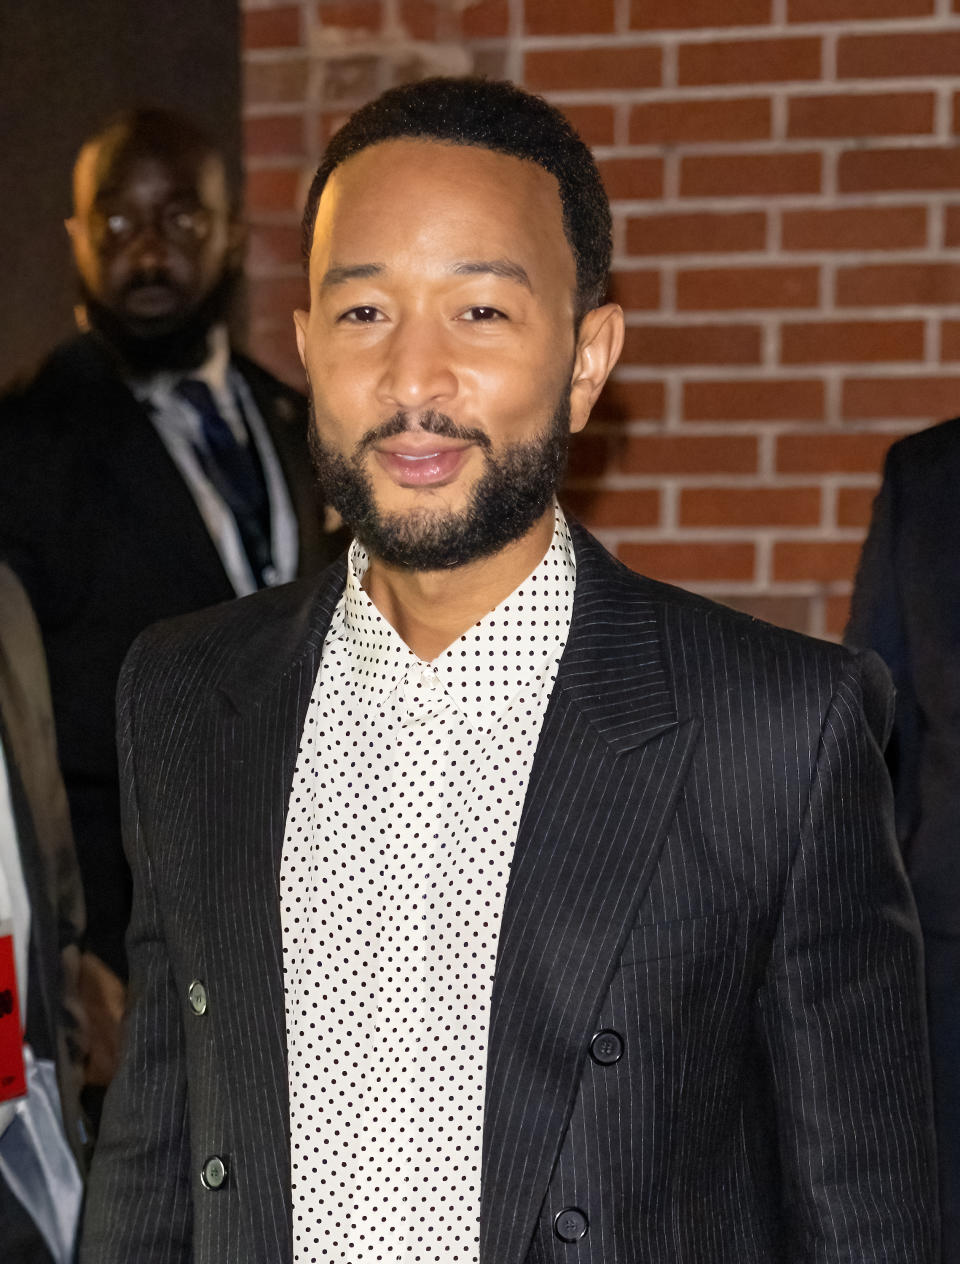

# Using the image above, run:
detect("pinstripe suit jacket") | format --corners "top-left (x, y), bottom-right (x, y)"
top-left (81, 522), bottom-right (937, 1263)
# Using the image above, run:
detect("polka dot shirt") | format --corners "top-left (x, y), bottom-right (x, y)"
top-left (280, 505), bottom-right (576, 1262)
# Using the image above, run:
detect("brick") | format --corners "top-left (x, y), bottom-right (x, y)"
top-left (622, 324), bottom-right (762, 366)
top-left (525, 46), bottom-right (661, 92)
top-left (781, 320), bottom-right (924, 364)
top-left (787, 91), bottom-right (934, 139)
top-left (840, 147), bottom-right (960, 194)
top-left (681, 151), bottom-right (820, 198)
top-left (629, 97), bottom-right (771, 145)
top-left (618, 541), bottom-right (756, 583)
top-left (563, 488), bottom-right (661, 528)
top-left (247, 275), bottom-right (310, 324)
top-left (248, 322), bottom-right (307, 390)
top-left (684, 378), bottom-right (825, 421)
top-left (593, 379), bottom-right (666, 421)
top-left (598, 157), bottom-right (664, 201)
top-left (777, 430), bottom-right (898, 472)
top-left (608, 269), bottom-right (662, 310)
top-left (619, 434), bottom-right (759, 475)
top-left (323, 55), bottom-right (380, 104)
top-left (944, 205), bottom-right (960, 247)
top-left (678, 37), bottom-right (821, 86)
top-left (526, 0), bottom-right (615, 34)
top-left (677, 265), bottom-right (818, 311)
top-left (843, 376), bottom-right (960, 420)
top-left (781, 205), bottom-right (927, 251)
top-left (789, 0), bottom-right (933, 17)
top-left (720, 594), bottom-right (814, 634)
top-left (246, 224), bottom-right (303, 274)
top-left (560, 105), bottom-right (616, 148)
top-left (243, 5), bottom-right (302, 49)
top-left (244, 57), bottom-right (309, 106)
top-left (245, 166), bottom-right (303, 215)
top-left (837, 263), bottom-right (960, 306)
top-left (837, 485), bottom-right (879, 528)
top-left (244, 113), bottom-right (305, 159)
top-left (626, 211), bottom-right (766, 256)
top-left (773, 541), bottom-right (862, 583)
top-left (397, 0), bottom-right (436, 39)
top-left (462, 0), bottom-right (510, 38)
top-left (941, 321), bottom-right (960, 361)
top-left (681, 486), bottom-right (821, 528)
top-left (838, 31), bottom-right (960, 78)
top-left (825, 593), bottom-right (852, 640)
top-left (318, 1), bottom-right (382, 29)
top-left (631, 0), bottom-right (772, 28)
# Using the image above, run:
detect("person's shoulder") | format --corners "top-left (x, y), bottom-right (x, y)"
top-left (884, 414), bottom-right (960, 474)
top-left (0, 334), bottom-right (120, 435)
top-left (231, 351), bottom-right (307, 424)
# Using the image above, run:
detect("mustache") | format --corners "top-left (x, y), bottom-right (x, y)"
top-left (121, 267), bottom-right (181, 297)
top-left (356, 410), bottom-right (492, 458)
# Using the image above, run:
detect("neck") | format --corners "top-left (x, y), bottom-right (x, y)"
top-left (361, 507), bottom-right (556, 661)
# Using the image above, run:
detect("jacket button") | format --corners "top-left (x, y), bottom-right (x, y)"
top-left (589, 1029), bottom-right (623, 1065)
top-left (188, 979), bottom-right (208, 1016)
top-left (201, 1155), bottom-right (227, 1190)
top-left (554, 1208), bottom-right (588, 1242)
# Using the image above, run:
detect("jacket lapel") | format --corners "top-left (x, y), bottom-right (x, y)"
top-left (204, 560), bottom-right (347, 1262)
top-left (480, 526), bottom-right (700, 1264)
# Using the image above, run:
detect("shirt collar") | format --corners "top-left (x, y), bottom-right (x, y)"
top-left (328, 504), bottom-right (576, 729)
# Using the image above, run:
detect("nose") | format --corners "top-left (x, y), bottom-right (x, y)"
top-left (376, 317), bottom-right (458, 413)
top-left (129, 220), bottom-right (168, 272)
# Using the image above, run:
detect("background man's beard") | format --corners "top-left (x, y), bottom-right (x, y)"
top-left (308, 398), bottom-right (571, 570)
top-left (79, 269), bottom-right (239, 374)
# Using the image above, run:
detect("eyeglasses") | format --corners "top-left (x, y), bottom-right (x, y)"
top-left (93, 204), bottom-right (213, 249)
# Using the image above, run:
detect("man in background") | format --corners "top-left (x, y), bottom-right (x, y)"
top-left (0, 563), bottom-right (88, 1262)
top-left (0, 109), bottom-right (344, 1032)
top-left (848, 419), bottom-right (960, 1261)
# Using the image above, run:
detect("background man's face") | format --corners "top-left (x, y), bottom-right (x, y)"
top-left (294, 137), bottom-right (586, 568)
top-left (69, 143), bottom-right (236, 340)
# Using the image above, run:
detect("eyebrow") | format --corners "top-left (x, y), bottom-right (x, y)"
top-left (318, 258), bottom-right (533, 292)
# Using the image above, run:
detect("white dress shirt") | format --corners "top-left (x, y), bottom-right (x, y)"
top-left (281, 506), bottom-right (576, 1262)
top-left (129, 325), bottom-right (298, 595)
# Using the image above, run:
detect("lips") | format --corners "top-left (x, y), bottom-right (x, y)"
top-left (123, 283), bottom-right (180, 318)
top-left (373, 444), bottom-right (471, 487)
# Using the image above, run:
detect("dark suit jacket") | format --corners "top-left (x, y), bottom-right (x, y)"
top-left (0, 564), bottom-right (88, 1172)
top-left (0, 334), bottom-right (345, 977)
top-left (846, 417), bottom-right (960, 937)
top-left (81, 524), bottom-right (937, 1262)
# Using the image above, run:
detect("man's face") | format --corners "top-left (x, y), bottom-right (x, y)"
top-left (68, 142), bottom-right (238, 340)
top-left (295, 138), bottom-right (607, 570)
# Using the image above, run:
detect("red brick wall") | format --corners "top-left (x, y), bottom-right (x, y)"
top-left (242, 0), bottom-right (960, 638)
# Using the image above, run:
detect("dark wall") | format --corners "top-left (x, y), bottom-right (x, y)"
top-left (0, 0), bottom-right (241, 387)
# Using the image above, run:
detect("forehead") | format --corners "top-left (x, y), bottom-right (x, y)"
top-left (309, 139), bottom-right (574, 291)
top-left (74, 141), bottom-right (227, 214)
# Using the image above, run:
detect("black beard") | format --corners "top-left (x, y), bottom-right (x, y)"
top-left (308, 400), bottom-right (571, 571)
top-left (79, 269), bottom-right (239, 375)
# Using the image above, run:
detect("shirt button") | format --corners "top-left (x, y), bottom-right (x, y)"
top-left (201, 1155), bottom-right (227, 1190)
top-left (554, 1207), bottom-right (589, 1242)
top-left (589, 1029), bottom-right (623, 1065)
top-left (188, 979), bottom-right (208, 1016)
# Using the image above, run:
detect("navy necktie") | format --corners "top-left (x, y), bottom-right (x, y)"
top-left (175, 377), bottom-right (274, 587)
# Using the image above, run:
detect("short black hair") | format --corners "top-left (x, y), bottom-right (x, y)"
top-left (301, 76), bottom-right (612, 318)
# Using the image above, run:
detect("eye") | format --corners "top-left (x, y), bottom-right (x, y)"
top-left (104, 213), bottom-right (131, 238)
top-left (339, 306), bottom-right (383, 324)
top-left (460, 306), bottom-right (506, 322)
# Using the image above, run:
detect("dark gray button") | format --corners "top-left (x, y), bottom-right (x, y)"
top-left (589, 1029), bottom-right (623, 1065)
top-left (554, 1208), bottom-right (588, 1242)
top-left (201, 1155), bottom-right (227, 1190)
top-left (188, 979), bottom-right (207, 1016)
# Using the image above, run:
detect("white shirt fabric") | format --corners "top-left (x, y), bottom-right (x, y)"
top-left (130, 325), bottom-right (298, 595)
top-left (281, 506), bottom-right (576, 1263)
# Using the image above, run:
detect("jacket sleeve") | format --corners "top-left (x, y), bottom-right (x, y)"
top-left (79, 634), bottom-right (193, 1261)
top-left (757, 650), bottom-right (938, 1261)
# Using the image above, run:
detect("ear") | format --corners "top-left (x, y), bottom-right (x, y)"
top-left (293, 308), bottom-right (308, 367)
top-left (568, 303), bottom-right (625, 434)
top-left (64, 216), bottom-right (80, 245)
